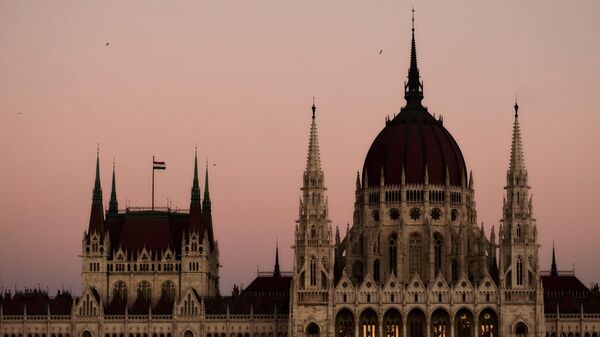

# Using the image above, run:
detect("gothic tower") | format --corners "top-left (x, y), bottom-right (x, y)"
top-left (82, 149), bottom-right (110, 300)
top-left (291, 102), bottom-right (335, 337)
top-left (498, 101), bottom-right (545, 336)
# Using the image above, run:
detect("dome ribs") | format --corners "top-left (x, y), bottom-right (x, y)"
top-left (429, 123), bottom-right (448, 185)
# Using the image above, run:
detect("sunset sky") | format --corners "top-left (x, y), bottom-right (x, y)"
top-left (0, 1), bottom-right (599, 295)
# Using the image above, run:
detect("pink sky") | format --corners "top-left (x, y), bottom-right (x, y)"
top-left (0, 1), bottom-right (599, 295)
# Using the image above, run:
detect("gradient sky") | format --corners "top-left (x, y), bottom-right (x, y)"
top-left (0, 1), bottom-right (599, 295)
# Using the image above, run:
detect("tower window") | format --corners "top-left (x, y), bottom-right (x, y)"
top-left (310, 257), bottom-right (317, 286)
top-left (516, 256), bottom-right (523, 286)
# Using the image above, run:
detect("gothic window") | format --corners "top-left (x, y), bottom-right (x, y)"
top-left (383, 309), bottom-right (401, 337)
top-left (434, 234), bottom-right (443, 276)
top-left (373, 259), bottom-right (380, 282)
top-left (454, 309), bottom-right (473, 337)
top-left (310, 226), bottom-right (316, 238)
top-left (431, 208), bottom-right (441, 221)
top-left (431, 309), bottom-right (449, 337)
top-left (307, 324), bottom-right (319, 337)
top-left (359, 309), bottom-right (377, 337)
top-left (451, 209), bottom-right (458, 222)
top-left (161, 281), bottom-right (176, 301)
top-left (310, 257), bottom-right (317, 286)
top-left (389, 234), bottom-right (397, 276)
top-left (113, 281), bottom-right (127, 302)
top-left (410, 208), bottom-right (421, 220)
top-left (516, 224), bottom-right (522, 238)
top-left (372, 210), bottom-right (380, 222)
top-left (138, 281), bottom-right (151, 301)
top-left (517, 256), bottom-right (524, 286)
top-left (409, 234), bottom-right (423, 278)
top-left (352, 261), bottom-right (364, 284)
top-left (515, 323), bottom-right (528, 337)
top-left (407, 309), bottom-right (425, 337)
top-left (479, 310), bottom-right (498, 337)
top-left (321, 271), bottom-right (327, 289)
top-left (389, 208), bottom-right (399, 221)
top-left (335, 309), bottom-right (354, 337)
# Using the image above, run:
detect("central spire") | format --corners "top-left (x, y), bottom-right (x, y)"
top-left (191, 148), bottom-right (201, 204)
top-left (404, 8), bottom-right (424, 107)
top-left (508, 99), bottom-right (527, 179)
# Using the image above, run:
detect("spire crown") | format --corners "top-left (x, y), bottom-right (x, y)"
top-left (93, 147), bottom-right (103, 203)
top-left (191, 149), bottom-right (201, 204)
top-left (108, 159), bottom-right (118, 214)
top-left (508, 100), bottom-right (527, 177)
top-left (202, 160), bottom-right (211, 210)
top-left (305, 101), bottom-right (322, 175)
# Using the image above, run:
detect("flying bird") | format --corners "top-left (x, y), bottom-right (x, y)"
top-left (379, 49), bottom-right (383, 55)
top-left (106, 42), bottom-right (110, 46)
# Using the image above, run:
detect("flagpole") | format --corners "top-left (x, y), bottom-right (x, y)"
top-left (152, 155), bottom-right (155, 211)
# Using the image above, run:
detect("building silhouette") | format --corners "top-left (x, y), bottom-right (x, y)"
top-left (2, 15), bottom-right (600, 337)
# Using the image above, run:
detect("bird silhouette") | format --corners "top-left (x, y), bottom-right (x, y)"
top-left (379, 49), bottom-right (383, 55)
top-left (106, 42), bottom-right (110, 46)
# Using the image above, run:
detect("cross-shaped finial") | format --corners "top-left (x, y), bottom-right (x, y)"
top-left (311, 96), bottom-right (316, 118)
top-left (514, 95), bottom-right (519, 117)
top-left (412, 7), bottom-right (415, 32)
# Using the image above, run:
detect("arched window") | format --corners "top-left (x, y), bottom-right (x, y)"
top-left (359, 309), bottom-right (378, 337)
top-left (183, 331), bottom-right (193, 337)
top-left (516, 256), bottom-right (524, 286)
top-left (336, 309), bottom-right (354, 337)
top-left (407, 309), bottom-right (425, 337)
top-left (310, 257), bottom-right (317, 286)
top-left (389, 234), bottom-right (397, 276)
top-left (431, 308), bottom-right (449, 337)
top-left (383, 309), bottom-right (401, 337)
top-left (434, 234), bottom-right (443, 276)
top-left (373, 259), bottom-right (380, 282)
top-left (307, 324), bottom-right (319, 337)
top-left (516, 224), bottom-right (522, 238)
top-left (81, 332), bottom-right (92, 337)
top-left (479, 309), bottom-right (498, 337)
top-left (162, 281), bottom-right (176, 301)
top-left (409, 234), bottom-right (423, 279)
top-left (310, 226), bottom-right (316, 238)
top-left (454, 309), bottom-right (473, 337)
top-left (113, 281), bottom-right (127, 302)
top-left (138, 281), bottom-right (152, 301)
top-left (515, 322), bottom-right (528, 337)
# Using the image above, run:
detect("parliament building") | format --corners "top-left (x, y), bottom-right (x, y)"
top-left (1, 17), bottom-right (600, 337)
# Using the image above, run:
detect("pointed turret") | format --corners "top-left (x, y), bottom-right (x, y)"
top-left (108, 160), bottom-right (118, 214)
top-left (273, 242), bottom-right (281, 277)
top-left (88, 149), bottom-right (104, 235)
top-left (550, 242), bottom-right (558, 277)
top-left (189, 150), bottom-right (202, 233)
top-left (404, 9), bottom-right (424, 107)
top-left (202, 161), bottom-right (215, 250)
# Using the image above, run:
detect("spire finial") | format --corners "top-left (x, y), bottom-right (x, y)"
top-left (514, 96), bottom-right (519, 117)
top-left (404, 8), bottom-right (424, 106)
top-left (311, 97), bottom-right (316, 118)
top-left (412, 7), bottom-right (415, 32)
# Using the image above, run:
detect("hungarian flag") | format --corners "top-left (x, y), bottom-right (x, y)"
top-left (153, 160), bottom-right (166, 170)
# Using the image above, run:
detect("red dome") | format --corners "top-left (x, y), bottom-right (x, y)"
top-left (362, 106), bottom-right (467, 187)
